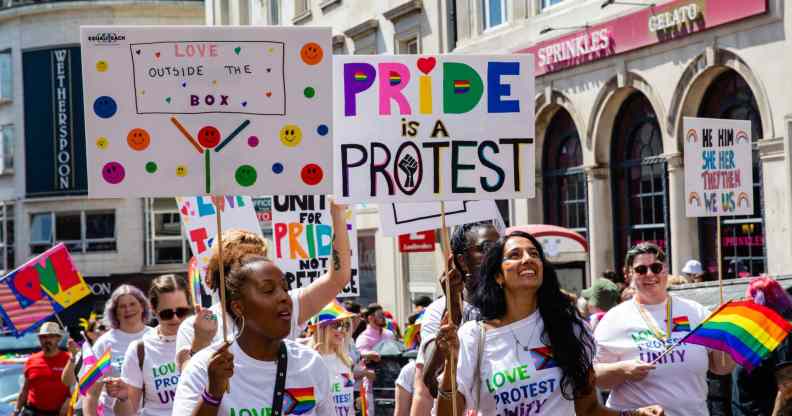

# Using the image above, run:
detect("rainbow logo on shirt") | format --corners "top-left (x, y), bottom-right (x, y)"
top-left (388, 71), bottom-right (402, 86)
top-left (453, 80), bottom-right (471, 94)
top-left (284, 387), bottom-right (316, 415)
top-left (672, 316), bottom-right (691, 332)
top-left (341, 373), bottom-right (355, 388)
top-left (529, 346), bottom-right (558, 371)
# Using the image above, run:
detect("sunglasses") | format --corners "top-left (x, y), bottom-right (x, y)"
top-left (329, 321), bottom-right (351, 331)
top-left (633, 263), bottom-right (664, 275)
top-left (158, 307), bottom-right (192, 321)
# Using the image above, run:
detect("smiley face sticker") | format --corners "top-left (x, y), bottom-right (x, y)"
top-left (300, 42), bottom-right (324, 65)
top-left (300, 163), bottom-right (323, 186)
top-left (127, 128), bottom-right (151, 151)
top-left (101, 162), bottom-right (125, 184)
top-left (197, 126), bottom-right (221, 148)
top-left (176, 165), bottom-right (188, 177)
top-left (96, 137), bottom-right (109, 150)
top-left (95, 60), bottom-right (108, 72)
top-left (235, 165), bottom-right (257, 187)
top-left (279, 124), bottom-right (302, 147)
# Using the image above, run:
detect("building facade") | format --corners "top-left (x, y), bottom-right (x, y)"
top-left (0, 0), bottom-right (203, 327)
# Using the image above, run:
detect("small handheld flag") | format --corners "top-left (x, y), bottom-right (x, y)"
top-left (79, 349), bottom-right (112, 395)
top-left (188, 257), bottom-right (202, 307)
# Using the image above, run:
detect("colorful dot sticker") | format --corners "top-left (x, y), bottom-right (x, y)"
top-left (145, 161), bottom-right (158, 173)
top-left (96, 60), bottom-right (108, 72)
top-left (300, 163), bottom-right (323, 186)
top-left (279, 124), bottom-right (302, 147)
top-left (300, 42), bottom-right (324, 65)
top-left (197, 126), bottom-right (221, 148)
top-left (316, 124), bottom-right (329, 136)
top-left (272, 163), bottom-right (284, 174)
top-left (304, 87), bottom-right (316, 98)
top-left (93, 96), bottom-right (117, 119)
top-left (127, 128), bottom-right (151, 151)
top-left (96, 137), bottom-right (109, 150)
top-left (176, 165), bottom-right (188, 177)
top-left (247, 136), bottom-right (260, 147)
top-left (101, 162), bottom-right (125, 184)
top-left (235, 165), bottom-right (257, 187)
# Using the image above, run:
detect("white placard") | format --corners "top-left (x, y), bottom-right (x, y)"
top-left (270, 196), bottom-right (360, 297)
top-left (379, 200), bottom-right (504, 237)
top-left (176, 196), bottom-right (262, 280)
top-left (684, 117), bottom-right (753, 217)
top-left (333, 55), bottom-right (535, 203)
top-left (81, 26), bottom-right (332, 196)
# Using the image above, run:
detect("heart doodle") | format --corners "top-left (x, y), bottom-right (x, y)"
top-left (135, 49), bottom-right (141, 55)
top-left (417, 57), bottom-right (436, 74)
top-left (155, 52), bottom-right (161, 59)
top-left (242, 101), bottom-right (248, 107)
top-left (165, 97), bottom-right (171, 103)
top-left (266, 91), bottom-right (272, 97)
top-left (234, 46), bottom-right (241, 55)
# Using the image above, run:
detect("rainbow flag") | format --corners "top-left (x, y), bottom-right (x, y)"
top-left (283, 387), bottom-right (316, 415)
top-left (386, 318), bottom-right (399, 335)
top-left (360, 378), bottom-right (370, 416)
top-left (341, 373), bottom-right (355, 388)
top-left (388, 71), bottom-right (401, 85)
top-left (683, 300), bottom-right (792, 371)
top-left (354, 72), bottom-right (368, 81)
top-left (188, 257), bottom-right (202, 306)
top-left (403, 324), bottom-right (419, 350)
top-left (79, 349), bottom-right (112, 395)
top-left (453, 80), bottom-right (471, 94)
top-left (672, 316), bottom-right (691, 332)
top-left (529, 346), bottom-right (558, 370)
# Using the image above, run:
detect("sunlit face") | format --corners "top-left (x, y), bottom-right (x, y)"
top-left (156, 291), bottom-right (191, 336)
top-left (630, 253), bottom-right (668, 299)
top-left (325, 319), bottom-right (350, 348)
top-left (497, 236), bottom-right (544, 292)
top-left (233, 262), bottom-right (293, 339)
top-left (116, 294), bottom-right (144, 328)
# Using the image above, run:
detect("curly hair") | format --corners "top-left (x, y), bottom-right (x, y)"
top-left (472, 230), bottom-right (594, 400)
top-left (746, 276), bottom-right (792, 317)
top-left (206, 229), bottom-right (269, 291)
top-left (103, 284), bottom-right (152, 329)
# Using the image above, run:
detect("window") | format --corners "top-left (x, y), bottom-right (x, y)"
top-left (145, 198), bottom-right (190, 265)
top-left (543, 109), bottom-right (587, 238)
top-left (541, 0), bottom-right (565, 10)
top-left (0, 50), bottom-right (10, 102)
top-left (0, 203), bottom-right (15, 272)
top-left (611, 93), bottom-right (669, 272)
top-left (697, 70), bottom-right (765, 279)
top-left (401, 37), bottom-right (419, 54)
top-left (30, 211), bottom-right (116, 255)
top-left (295, 0), bottom-right (309, 15)
top-left (0, 124), bottom-right (13, 172)
top-left (268, 0), bottom-right (280, 25)
top-left (482, 0), bottom-right (506, 29)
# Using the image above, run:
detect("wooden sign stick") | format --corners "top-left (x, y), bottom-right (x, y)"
top-left (439, 201), bottom-right (459, 416)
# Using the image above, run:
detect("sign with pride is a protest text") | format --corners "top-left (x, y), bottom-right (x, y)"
top-left (333, 55), bottom-right (535, 204)
top-left (684, 117), bottom-right (753, 217)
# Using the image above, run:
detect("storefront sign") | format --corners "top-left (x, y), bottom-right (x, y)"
top-left (398, 231), bottom-right (436, 253)
top-left (23, 46), bottom-right (88, 197)
top-left (519, 0), bottom-right (767, 76)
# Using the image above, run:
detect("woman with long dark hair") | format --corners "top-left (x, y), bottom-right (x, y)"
top-left (436, 231), bottom-right (663, 415)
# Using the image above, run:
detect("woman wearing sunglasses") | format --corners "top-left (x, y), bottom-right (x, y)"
top-left (309, 300), bottom-right (359, 416)
top-left (106, 275), bottom-right (193, 416)
top-left (435, 231), bottom-right (663, 416)
top-left (593, 242), bottom-right (735, 415)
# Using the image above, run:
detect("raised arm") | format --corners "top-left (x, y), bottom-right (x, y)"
top-left (298, 201), bottom-right (352, 325)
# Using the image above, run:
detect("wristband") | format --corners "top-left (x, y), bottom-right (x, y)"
top-left (202, 389), bottom-right (222, 407)
top-left (619, 411), bottom-right (636, 416)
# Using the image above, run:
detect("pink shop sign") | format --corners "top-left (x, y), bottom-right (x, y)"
top-left (518, 0), bottom-right (768, 76)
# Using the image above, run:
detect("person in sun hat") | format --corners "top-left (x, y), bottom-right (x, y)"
top-left (681, 260), bottom-right (705, 283)
top-left (16, 322), bottom-right (71, 416)
top-left (582, 278), bottom-right (621, 331)
top-left (309, 300), bottom-right (371, 416)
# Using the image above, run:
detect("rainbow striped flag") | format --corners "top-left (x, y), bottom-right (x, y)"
top-left (529, 346), bottom-right (558, 370)
top-left (453, 80), bottom-right (471, 94)
top-left (388, 71), bottom-right (401, 85)
top-left (386, 318), bottom-right (399, 335)
top-left (188, 257), bottom-right (202, 306)
top-left (283, 387), bottom-right (316, 415)
top-left (360, 377), bottom-right (370, 416)
top-left (672, 316), bottom-right (691, 332)
top-left (353, 72), bottom-right (368, 81)
top-left (403, 324), bottom-right (419, 350)
top-left (683, 300), bottom-right (792, 371)
top-left (78, 349), bottom-right (112, 395)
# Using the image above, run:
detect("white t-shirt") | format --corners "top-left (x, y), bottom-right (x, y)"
top-left (92, 327), bottom-right (153, 416)
top-left (321, 354), bottom-right (354, 416)
top-left (456, 310), bottom-right (576, 415)
top-left (594, 295), bottom-right (711, 416)
top-left (120, 328), bottom-right (180, 416)
top-left (173, 340), bottom-right (334, 416)
top-left (396, 360), bottom-right (417, 394)
top-left (175, 289), bottom-right (303, 361)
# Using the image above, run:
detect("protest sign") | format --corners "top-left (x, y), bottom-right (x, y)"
top-left (81, 26), bottom-right (332, 196)
top-left (379, 200), bottom-right (504, 237)
top-left (684, 117), bottom-right (753, 217)
top-left (176, 196), bottom-right (262, 280)
top-left (333, 55), bottom-right (535, 203)
top-left (271, 195), bottom-right (359, 297)
top-left (0, 244), bottom-right (91, 336)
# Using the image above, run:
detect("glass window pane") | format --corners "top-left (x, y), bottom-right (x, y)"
top-left (488, 0), bottom-right (503, 27)
top-left (155, 213), bottom-right (181, 237)
top-left (55, 213), bottom-right (81, 241)
top-left (1, 124), bottom-right (13, 171)
top-left (0, 50), bottom-right (11, 101)
top-left (30, 213), bottom-right (52, 244)
top-left (86, 212), bottom-right (115, 239)
top-left (155, 240), bottom-right (184, 264)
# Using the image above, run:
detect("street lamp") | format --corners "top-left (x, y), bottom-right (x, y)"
top-left (601, 0), bottom-right (656, 8)
top-left (539, 24), bottom-right (591, 35)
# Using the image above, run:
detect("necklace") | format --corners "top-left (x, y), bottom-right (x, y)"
top-left (635, 295), bottom-right (672, 342)
top-left (510, 312), bottom-right (540, 353)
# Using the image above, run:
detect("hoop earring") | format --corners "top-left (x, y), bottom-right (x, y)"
top-left (234, 315), bottom-right (245, 341)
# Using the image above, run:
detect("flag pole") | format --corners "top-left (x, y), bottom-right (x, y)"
top-left (439, 201), bottom-right (459, 416)
top-left (213, 196), bottom-right (230, 393)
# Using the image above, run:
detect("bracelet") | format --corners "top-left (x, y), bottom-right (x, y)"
top-left (202, 389), bottom-right (222, 407)
top-left (619, 410), bottom-right (637, 416)
top-left (437, 388), bottom-right (453, 400)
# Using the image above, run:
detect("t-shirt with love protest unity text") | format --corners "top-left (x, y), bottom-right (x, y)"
top-left (173, 339), bottom-right (334, 416)
top-left (321, 354), bottom-right (355, 416)
top-left (120, 328), bottom-right (180, 416)
top-left (456, 310), bottom-right (581, 416)
top-left (594, 295), bottom-right (711, 416)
